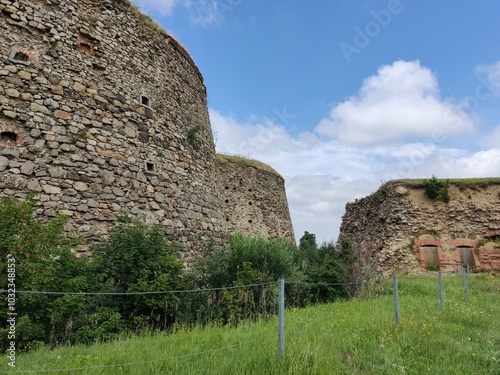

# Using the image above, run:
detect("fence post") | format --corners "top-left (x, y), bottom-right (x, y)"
top-left (462, 266), bottom-right (468, 304)
top-left (278, 278), bottom-right (285, 357)
top-left (467, 263), bottom-right (471, 290)
top-left (438, 270), bottom-right (444, 313)
top-left (393, 275), bottom-right (400, 325)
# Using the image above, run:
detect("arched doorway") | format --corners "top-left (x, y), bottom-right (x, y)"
top-left (457, 246), bottom-right (474, 268)
top-left (421, 245), bottom-right (439, 270)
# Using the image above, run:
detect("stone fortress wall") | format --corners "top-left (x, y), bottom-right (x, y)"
top-left (216, 154), bottom-right (295, 244)
top-left (339, 180), bottom-right (500, 275)
top-left (0, 0), bottom-right (295, 261)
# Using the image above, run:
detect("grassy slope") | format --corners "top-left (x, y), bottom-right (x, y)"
top-left (8, 276), bottom-right (500, 375)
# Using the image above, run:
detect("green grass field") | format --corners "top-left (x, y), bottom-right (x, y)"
top-left (4, 275), bottom-right (499, 374)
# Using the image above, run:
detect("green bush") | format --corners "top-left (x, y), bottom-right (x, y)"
top-left (0, 195), bottom-right (360, 350)
top-left (423, 175), bottom-right (450, 202)
top-left (87, 222), bottom-right (184, 335)
top-left (0, 195), bottom-right (89, 350)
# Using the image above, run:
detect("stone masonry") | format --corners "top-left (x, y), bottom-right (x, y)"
top-left (339, 181), bottom-right (500, 275)
top-left (0, 0), bottom-right (295, 262)
top-left (216, 155), bottom-right (295, 244)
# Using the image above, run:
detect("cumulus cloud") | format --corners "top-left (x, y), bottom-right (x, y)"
top-left (316, 60), bottom-right (475, 145)
top-left (475, 61), bottom-right (500, 96)
top-left (481, 125), bottom-right (500, 149)
top-left (132, 0), bottom-right (178, 16)
top-left (209, 60), bottom-right (500, 243)
top-left (132, 0), bottom-right (238, 26)
top-left (210, 107), bottom-right (500, 243)
top-left (183, 0), bottom-right (221, 26)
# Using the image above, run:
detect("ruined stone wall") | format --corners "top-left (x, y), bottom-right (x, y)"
top-left (339, 181), bottom-right (500, 275)
top-left (0, 0), bottom-right (226, 260)
top-left (216, 155), bottom-right (295, 244)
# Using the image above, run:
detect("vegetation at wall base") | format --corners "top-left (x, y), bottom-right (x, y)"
top-left (0, 196), bottom-right (356, 352)
top-left (10, 275), bottom-right (500, 374)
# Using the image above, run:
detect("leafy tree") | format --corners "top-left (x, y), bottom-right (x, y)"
top-left (298, 231), bottom-right (319, 265)
top-left (0, 195), bottom-right (88, 350)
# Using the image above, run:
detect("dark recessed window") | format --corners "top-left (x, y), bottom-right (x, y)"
top-left (248, 202), bottom-right (252, 206)
top-left (225, 186), bottom-right (229, 190)
top-left (8, 49), bottom-right (30, 65)
top-left (225, 218), bottom-right (230, 222)
top-left (140, 94), bottom-right (151, 107)
top-left (224, 199), bottom-right (229, 203)
top-left (144, 161), bottom-right (156, 173)
top-left (248, 219), bottom-right (253, 223)
top-left (0, 131), bottom-right (17, 143)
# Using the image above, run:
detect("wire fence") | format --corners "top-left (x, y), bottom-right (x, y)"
top-left (0, 266), bottom-right (491, 374)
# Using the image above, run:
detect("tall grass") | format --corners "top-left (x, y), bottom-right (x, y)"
top-left (6, 275), bottom-right (499, 374)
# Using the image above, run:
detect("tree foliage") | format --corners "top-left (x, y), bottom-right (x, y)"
top-left (0, 196), bottom-right (359, 351)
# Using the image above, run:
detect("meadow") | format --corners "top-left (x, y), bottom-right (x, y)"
top-left (4, 274), bottom-right (499, 375)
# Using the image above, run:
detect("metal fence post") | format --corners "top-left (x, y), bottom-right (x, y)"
top-left (467, 263), bottom-right (471, 290)
top-left (438, 270), bottom-right (444, 313)
top-left (278, 278), bottom-right (285, 357)
top-left (393, 275), bottom-right (400, 325)
top-left (462, 266), bottom-right (468, 304)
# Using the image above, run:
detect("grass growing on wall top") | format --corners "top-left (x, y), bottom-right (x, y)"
top-left (216, 153), bottom-right (282, 177)
top-left (387, 177), bottom-right (500, 188)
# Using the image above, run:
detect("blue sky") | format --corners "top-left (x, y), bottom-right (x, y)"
top-left (132, 0), bottom-right (500, 243)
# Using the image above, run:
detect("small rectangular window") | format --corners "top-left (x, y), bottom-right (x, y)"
top-left (140, 94), bottom-right (151, 108)
top-left (144, 161), bottom-right (156, 174)
top-left (8, 48), bottom-right (31, 65)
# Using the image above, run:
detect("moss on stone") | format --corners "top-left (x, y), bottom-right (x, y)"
top-left (215, 154), bottom-right (282, 178)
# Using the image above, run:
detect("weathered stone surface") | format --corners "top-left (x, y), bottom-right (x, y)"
top-left (340, 182), bottom-right (500, 275)
top-left (74, 182), bottom-right (88, 191)
top-left (2, 148), bottom-right (19, 158)
top-left (0, 0), bottom-right (293, 265)
top-left (5, 88), bottom-right (19, 98)
top-left (53, 110), bottom-right (71, 120)
top-left (0, 156), bottom-right (8, 171)
top-left (42, 184), bottom-right (61, 194)
top-left (21, 161), bottom-right (35, 175)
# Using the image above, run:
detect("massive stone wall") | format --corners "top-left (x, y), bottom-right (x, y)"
top-left (216, 154), bottom-right (295, 244)
top-left (339, 181), bottom-right (500, 275)
top-left (0, 0), bottom-right (295, 260)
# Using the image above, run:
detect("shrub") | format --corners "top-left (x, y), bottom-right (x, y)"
top-left (0, 195), bottom-right (89, 350)
top-left (423, 175), bottom-right (450, 202)
top-left (88, 222), bottom-right (184, 334)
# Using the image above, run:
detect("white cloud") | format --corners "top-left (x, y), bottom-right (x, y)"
top-left (316, 60), bottom-right (475, 146)
top-left (210, 107), bottom-right (500, 244)
top-left (132, 0), bottom-right (178, 16)
top-left (209, 60), bottom-right (500, 244)
top-left (131, 0), bottom-right (233, 25)
top-left (183, 0), bottom-right (220, 26)
top-left (481, 125), bottom-right (500, 149)
top-left (475, 61), bottom-right (500, 96)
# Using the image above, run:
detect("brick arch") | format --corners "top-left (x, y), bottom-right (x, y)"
top-left (451, 239), bottom-right (477, 269)
top-left (414, 239), bottom-right (442, 272)
top-left (450, 239), bottom-right (476, 248)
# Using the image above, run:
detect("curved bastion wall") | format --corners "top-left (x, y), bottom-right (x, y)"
top-left (215, 154), bottom-right (295, 244)
top-left (0, 0), bottom-right (296, 260)
top-left (0, 0), bottom-right (227, 259)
